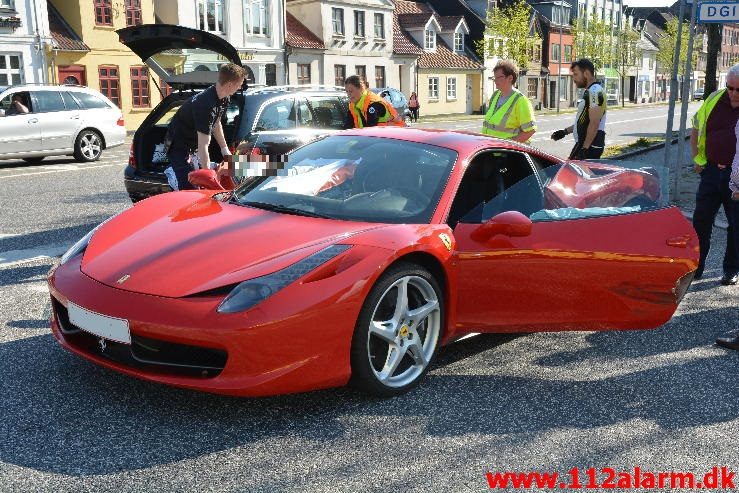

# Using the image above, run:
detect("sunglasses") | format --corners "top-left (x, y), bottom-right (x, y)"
top-left (727, 85), bottom-right (739, 92)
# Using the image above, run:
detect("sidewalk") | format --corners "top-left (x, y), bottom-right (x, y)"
top-left (417, 99), bottom-right (676, 123)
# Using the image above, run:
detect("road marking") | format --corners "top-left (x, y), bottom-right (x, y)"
top-left (0, 242), bottom-right (72, 268)
top-left (0, 162), bottom-right (124, 180)
top-left (0, 233), bottom-right (21, 239)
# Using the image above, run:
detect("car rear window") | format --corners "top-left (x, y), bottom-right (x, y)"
top-left (73, 92), bottom-right (111, 109)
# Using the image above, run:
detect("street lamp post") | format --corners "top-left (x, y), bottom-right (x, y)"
top-left (557, 1), bottom-right (563, 114)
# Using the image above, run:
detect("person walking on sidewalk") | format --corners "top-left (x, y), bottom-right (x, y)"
top-left (408, 92), bottom-right (420, 123)
top-left (481, 60), bottom-right (537, 143)
top-left (550, 59), bottom-right (607, 159)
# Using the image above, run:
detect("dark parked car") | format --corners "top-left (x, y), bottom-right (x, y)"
top-left (371, 87), bottom-right (411, 123)
top-left (117, 24), bottom-right (348, 202)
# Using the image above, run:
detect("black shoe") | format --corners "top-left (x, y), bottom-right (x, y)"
top-left (720, 272), bottom-right (739, 285)
top-left (716, 335), bottom-right (739, 351)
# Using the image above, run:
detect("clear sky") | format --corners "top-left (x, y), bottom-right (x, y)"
top-left (622, 0), bottom-right (674, 6)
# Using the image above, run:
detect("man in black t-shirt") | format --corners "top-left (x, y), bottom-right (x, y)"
top-left (165, 63), bottom-right (246, 190)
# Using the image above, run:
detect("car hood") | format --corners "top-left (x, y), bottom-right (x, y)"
top-left (81, 192), bottom-right (381, 298)
top-left (116, 24), bottom-right (242, 89)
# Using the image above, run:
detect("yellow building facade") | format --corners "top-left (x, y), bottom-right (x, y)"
top-left (47, 0), bottom-right (164, 130)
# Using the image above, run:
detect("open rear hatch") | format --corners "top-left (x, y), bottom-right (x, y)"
top-left (117, 24), bottom-right (243, 90)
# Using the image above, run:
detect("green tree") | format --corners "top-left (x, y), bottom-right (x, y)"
top-left (656, 17), bottom-right (695, 77)
top-left (475, 0), bottom-right (534, 70)
top-left (572, 11), bottom-right (615, 71)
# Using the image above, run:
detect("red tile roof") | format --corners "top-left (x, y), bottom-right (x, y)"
top-left (438, 16), bottom-right (465, 31)
top-left (286, 12), bottom-right (325, 50)
top-left (393, 14), bottom-right (424, 55)
top-left (48, 2), bottom-right (89, 52)
top-left (394, 0), bottom-right (430, 15)
top-left (418, 38), bottom-right (483, 70)
top-left (394, 0), bottom-right (481, 70)
top-left (398, 13), bottom-right (434, 29)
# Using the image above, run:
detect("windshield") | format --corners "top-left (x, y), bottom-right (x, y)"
top-left (231, 135), bottom-right (457, 224)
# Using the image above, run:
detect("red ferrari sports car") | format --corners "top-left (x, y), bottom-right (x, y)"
top-left (47, 128), bottom-right (699, 397)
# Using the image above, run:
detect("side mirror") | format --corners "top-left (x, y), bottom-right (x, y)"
top-left (471, 210), bottom-right (532, 242)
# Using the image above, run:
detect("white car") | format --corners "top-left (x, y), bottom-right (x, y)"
top-left (0, 84), bottom-right (126, 163)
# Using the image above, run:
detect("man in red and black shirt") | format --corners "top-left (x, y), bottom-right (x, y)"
top-left (690, 64), bottom-right (739, 349)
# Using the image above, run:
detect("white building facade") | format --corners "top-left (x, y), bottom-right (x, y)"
top-left (154, 0), bottom-right (286, 85)
top-left (0, 0), bottom-right (51, 86)
top-left (286, 0), bottom-right (400, 88)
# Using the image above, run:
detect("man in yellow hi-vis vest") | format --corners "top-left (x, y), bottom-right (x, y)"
top-left (691, 65), bottom-right (739, 297)
top-left (481, 60), bottom-right (537, 143)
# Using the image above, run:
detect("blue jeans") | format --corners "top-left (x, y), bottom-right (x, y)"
top-left (166, 148), bottom-right (196, 191)
top-left (692, 164), bottom-right (739, 276)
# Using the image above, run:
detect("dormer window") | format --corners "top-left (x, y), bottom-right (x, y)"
top-left (454, 32), bottom-right (464, 52)
top-left (425, 29), bottom-right (436, 50)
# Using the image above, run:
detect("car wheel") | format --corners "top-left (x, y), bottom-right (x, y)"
top-left (22, 157), bottom-right (44, 163)
top-left (73, 130), bottom-right (103, 162)
top-left (350, 262), bottom-right (443, 396)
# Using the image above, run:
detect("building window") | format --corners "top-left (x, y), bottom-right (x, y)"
top-left (454, 32), bottom-right (464, 52)
top-left (334, 65), bottom-right (346, 86)
top-left (355, 65), bottom-right (366, 83)
top-left (98, 65), bottom-right (120, 107)
top-left (0, 0), bottom-right (15, 9)
top-left (0, 54), bottom-right (22, 85)
top-left (649, 56), bottom-right (654, 69)
top-left (94, 0), bottom-right (112, 26)
top-left (198, 0), bottom-right (224, 33)
top-left (354, 10), bottom-right (365, 37)
top-left (266, 63), bottom-right (276, 85)
top-left (559, 76), bottom-right (568, 100)
top-left (130, 66), bottom-right (150, 108)
top-left (551, 44), bottom-right (561, 62)
top-left (374, 13), bottom-right (384, 39)
top-left (564, 45), bottom-right (572, 62)
top-left (527, 78), bottom-right (538, 98)
top-left (375, 66), bottom-right (385, 88)
top-left (244, 0), bottom-right (268, 36)
top-left (298, 64), bottom-right (311, 85)
top-left (447, 77), bottom-right (457, 99)
top-left (125, 0), bottom-right (142, 26)
top-left (332, 8), bottom-right (344, 35)
top-left (428, 77), bottom-right (439, 99)
top-left (425, 30), bottom-right (436, 50)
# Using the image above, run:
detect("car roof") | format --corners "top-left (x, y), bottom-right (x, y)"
top-left (337, 127), bottom-right (562, 161)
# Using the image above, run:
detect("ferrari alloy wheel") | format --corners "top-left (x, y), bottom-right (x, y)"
top-left (351, 262), bottom-right (443, 396)
top-left (74, 130), bottom-right (103, 162)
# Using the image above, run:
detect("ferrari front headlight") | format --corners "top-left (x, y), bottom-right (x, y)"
top-left (217, 244), bottom-right (351, 314)
top-left (60, 216), bottom-right (115, 265)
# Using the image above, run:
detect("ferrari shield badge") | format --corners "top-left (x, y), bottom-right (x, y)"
top-left (439, 233), bottom-right (452, 251)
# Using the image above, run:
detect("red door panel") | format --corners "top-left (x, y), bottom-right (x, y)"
top-left (452, 207), bottom-right (699, 333)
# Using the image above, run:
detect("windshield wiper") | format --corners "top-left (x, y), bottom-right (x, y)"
top-left (240, 200), bottom-right (331, 219)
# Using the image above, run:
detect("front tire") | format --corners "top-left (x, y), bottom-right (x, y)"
top-left (350, 262), bottom-right (443, 396)
top-left (74, 130), bottom-right (103, 162)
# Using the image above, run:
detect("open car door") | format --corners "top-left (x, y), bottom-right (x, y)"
top-left (449, 155), bottom-right (699, 333)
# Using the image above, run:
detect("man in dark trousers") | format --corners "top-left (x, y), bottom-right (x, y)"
top-left (691, 64), bottom-right (739, 350)
top-left (550, 59), bottom-right (607, 159)
top-left (164, 63), bottom-right (246, 190)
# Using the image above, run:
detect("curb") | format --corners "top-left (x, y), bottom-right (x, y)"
top-left (609, 133), bottom-right (691, 160)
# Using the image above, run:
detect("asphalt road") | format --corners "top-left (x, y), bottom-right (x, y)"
top-left (1, 133), bottom-right (737, 492)
top-left (419, 102), bottom-right (701, 159)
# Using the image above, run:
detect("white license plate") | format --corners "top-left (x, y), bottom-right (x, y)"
top-left (67, 302), bottom-right (131, 344)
